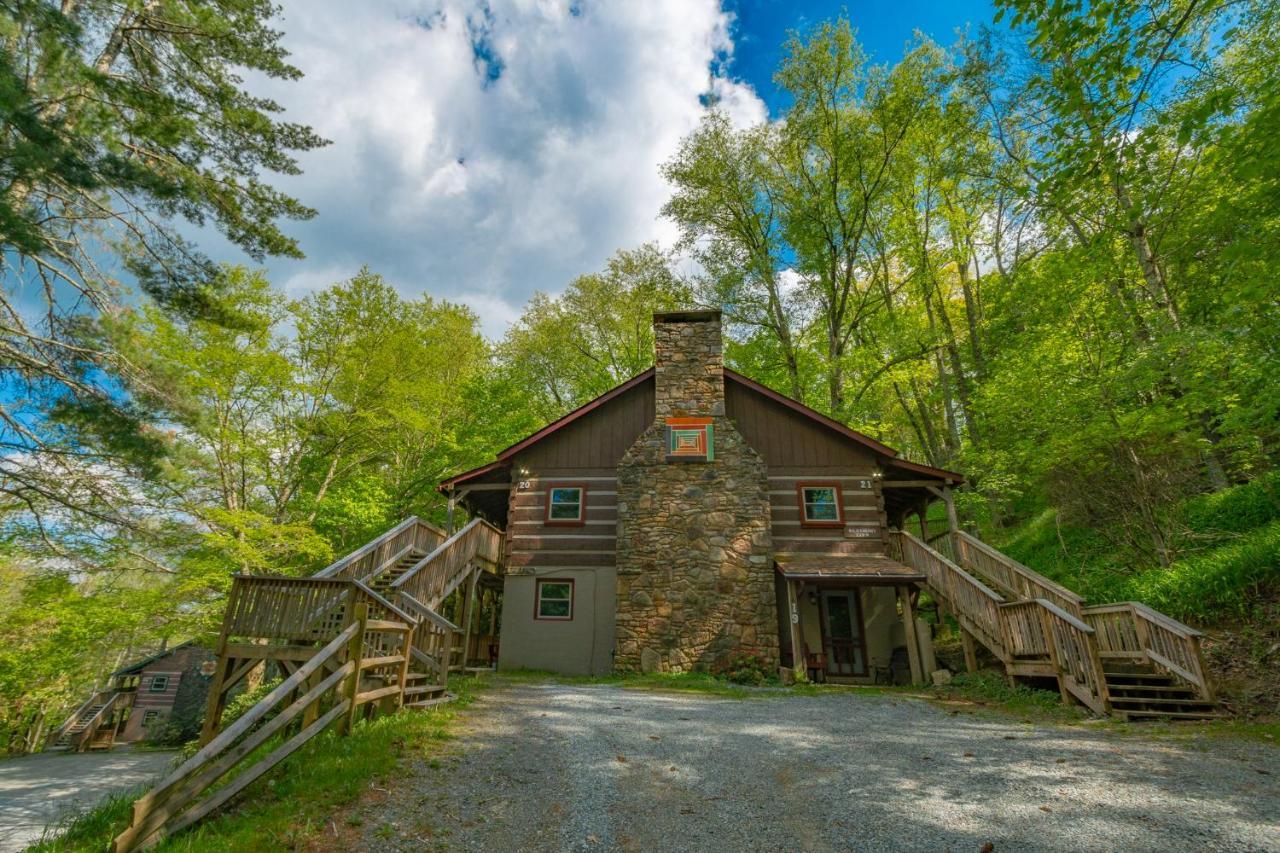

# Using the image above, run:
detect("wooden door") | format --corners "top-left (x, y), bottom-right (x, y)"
top-left (821, 590), bottom-right (868, 677)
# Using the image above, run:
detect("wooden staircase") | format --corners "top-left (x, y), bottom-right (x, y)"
top-left (1103, 666), bottom-right (1222, 721)
top-left (45, 689), bottom-right (130, 753)
top-left (48, 700), bottom-right (108, 750)
top-left (891, 529), bottom-right (1217, 720)
top-left (112, 516), bottom-right (503, 852)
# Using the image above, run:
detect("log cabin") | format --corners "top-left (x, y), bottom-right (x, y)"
top-left (441, 309), bottom-right (962, 682)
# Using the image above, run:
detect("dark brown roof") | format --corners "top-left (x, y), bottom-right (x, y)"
top-left (439, 365), bottom-right (965, 493)
top-left (775, 553), bottom-right (924, 582)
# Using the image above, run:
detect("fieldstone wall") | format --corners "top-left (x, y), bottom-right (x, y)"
top-left (614, 311), bottom-right (778, 673)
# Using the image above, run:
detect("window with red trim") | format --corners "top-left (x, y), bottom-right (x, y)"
top-left (545, 484), bottom-right (586, 525)
top-left (797, 483), bottom-right (844, 527)
top-left (535, 579), bottom-right (574, 620)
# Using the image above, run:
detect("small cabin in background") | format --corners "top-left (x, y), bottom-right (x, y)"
top-left (47, 642), bottom-right (214, 752)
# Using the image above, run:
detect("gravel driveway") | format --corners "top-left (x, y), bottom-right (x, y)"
top-left (357, 683), bottom-right (1278, 852)
top-left (0, 747), bottom-right (177, 852)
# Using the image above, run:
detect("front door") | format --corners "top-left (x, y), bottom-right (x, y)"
top-left (821, 590), bottom-right (868, 677)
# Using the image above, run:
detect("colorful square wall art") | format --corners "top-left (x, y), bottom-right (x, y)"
top-left (665, 417), bottom-right (714, 461)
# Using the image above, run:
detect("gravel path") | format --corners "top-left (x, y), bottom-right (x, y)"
top-left (357, 683), bottom-right (1279, 852)
top-left (0, 747), bottom-right (177, 852)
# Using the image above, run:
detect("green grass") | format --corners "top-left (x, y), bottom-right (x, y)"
top-left (927, 670), bottom-right (1090, 723)
top-left (998, 472), bottom-right (1280, 624)
top-left (32, 676), bottom-right (486, 852)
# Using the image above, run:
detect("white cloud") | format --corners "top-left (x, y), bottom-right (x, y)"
top-left (235, 0), bottom-right (765, 339)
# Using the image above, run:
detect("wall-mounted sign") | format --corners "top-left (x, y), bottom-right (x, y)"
top-left (665, 417), bottom-right (714, 462)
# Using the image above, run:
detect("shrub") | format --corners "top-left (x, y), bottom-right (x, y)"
top-left (720, 655), bottom-right (772, 685)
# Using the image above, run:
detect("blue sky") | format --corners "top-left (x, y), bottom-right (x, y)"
top-left (727, 0), bottom-right (994, 114)
top-left (223, 1), bottom-right (999, 337)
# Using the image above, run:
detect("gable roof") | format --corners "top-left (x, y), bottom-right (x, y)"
top-left (112, 641), bottom-right (199, 676)
top-left (440, 366), bottom-right (963, 491)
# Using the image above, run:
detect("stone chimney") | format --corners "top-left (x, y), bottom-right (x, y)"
top-left (614, 310), bottom-right (778, 674)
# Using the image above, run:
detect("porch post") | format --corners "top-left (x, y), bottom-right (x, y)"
top-left (942, 486), bottom-right (960, 536)
top-left (459, 567), bottom-right (479, 671)
top-left (785, 579), bottom-right (805, 681)
top-left (960, 629), bottom-right (978, 673)
top-left (446, 487), bottom-right (456, 535)
top-left (898, 585), bottom-right (925, 686)
top-left (917, 500), bottom-right (930, 542)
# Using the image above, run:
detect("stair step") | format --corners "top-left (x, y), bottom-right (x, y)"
top-left (1109, 696), bottom-right (1217, 707)
top-left (1105, 683), bottom-right (1198, 694)
top-left (1104, 670), bottom-right (1174, 680)
top-left (405, 693), bottom-right (456, 710)
top-left (403, 684), bottom-right (446, 696)
top-left (1122, 709), bottom-right (1225, 721)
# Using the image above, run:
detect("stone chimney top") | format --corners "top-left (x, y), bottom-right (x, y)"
top-left (653, 309), bottom-right (724, 420)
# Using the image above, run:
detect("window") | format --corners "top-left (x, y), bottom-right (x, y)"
top-left (535, 579), bottom-right (574, 620)
top-left (148, 675), bottom-right (169, 693)
top-left (142, 710), bottom-right (162, 727)
top-left (798, 483), bottom-right (844, 527)
top-left (545, 485), bottom-right (585, 524)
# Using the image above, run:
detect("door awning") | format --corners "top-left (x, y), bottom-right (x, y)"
top-left (775, 553), bottom-right (924, 583)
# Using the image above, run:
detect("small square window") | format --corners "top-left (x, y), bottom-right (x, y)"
top-left (148, 675), bottom-right (169, 693)
top-left (142, 710), bottom-right (162, 727)
top-left (799, 484), bottom-right (844, 527)
top-left (535, 580), bottom-right (574, 620)
top-left (546, 485), bottom-right (585, 524)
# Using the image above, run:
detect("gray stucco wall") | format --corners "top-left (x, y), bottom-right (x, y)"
top-left (498, 567), bottom-right (617, 675)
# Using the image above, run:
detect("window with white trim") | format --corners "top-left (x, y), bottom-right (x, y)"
top-left (535, 579), bottom-right (574, 620)
top-left (546, 485), bottom-right (585, 524)
top-left (799, 484), bottom-right (843, 525)
top-left (148, 675), bottom-right (169, 693)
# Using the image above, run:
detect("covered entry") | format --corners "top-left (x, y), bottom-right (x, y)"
top-left (776, 554), bottom-right (930, 685)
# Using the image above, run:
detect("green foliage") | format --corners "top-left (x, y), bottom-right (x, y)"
top-left (1001, 473), bottom-right (1280, 622)
top-left (719, 655), bottom-right (775, 686)
top-left (933, 670), bottom-right (1085, 721)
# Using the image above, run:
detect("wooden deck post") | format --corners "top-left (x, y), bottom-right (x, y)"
top-left (899, 586), bottom-right (925, 686)
top-left (397, 625), bottom-right (414, 710)
top-left (960, 628), bottom-right (978, 674)
top-left (458, 567), bottom-right (479, 671)
top-left (198, 621), bottom-right (235, 747)
top-left (342, 603), bottom-right (368, 736)
top-left (785, 579), bottom-right (805, 680)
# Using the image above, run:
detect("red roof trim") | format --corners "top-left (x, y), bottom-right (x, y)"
top-left (494, 368), bottom-right (655, 462)
top-left (723, 369), bottom-right (900, 458)
top-left (438, 459), bottom-right (509, 491)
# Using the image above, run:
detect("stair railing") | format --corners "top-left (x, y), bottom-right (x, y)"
top-left (894, 530), bottom-right (1008, 660)
top-left (1082, 602), bottom-right (1213, 700)
top-left (391, 517), bottom-right (503, 609)
top-left (313, 516), bottom-right (446, 581)
top-left (69, 691), bottom-right (121, 752)
top-left (398, 592), bottom-right (461, 685)
top-left (45, 690), bottom-right (103, 750)
top-left (950, 531), bottom-right (1084, 617)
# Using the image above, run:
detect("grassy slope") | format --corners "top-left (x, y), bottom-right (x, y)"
top-left (995, 472), bottom-right (1280, 624)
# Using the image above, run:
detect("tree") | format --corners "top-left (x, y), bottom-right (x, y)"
top-left (0, 0), bottom-right (326, 542)
top-left (498, 244), bottom-right (691, 418)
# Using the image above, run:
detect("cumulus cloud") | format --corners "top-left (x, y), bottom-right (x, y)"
top-left (235, 0), bottom-right (765, 337)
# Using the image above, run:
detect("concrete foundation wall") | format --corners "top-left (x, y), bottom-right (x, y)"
top-left (498, 568), bottom-right (616, 676)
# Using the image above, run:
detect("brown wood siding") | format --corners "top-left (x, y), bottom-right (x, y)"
top-left (726, 380), bottom-right (891, 558)
top-left (501, 380), bottom-right (650, 571)
top-left (134, 670), bottom-right (182, 710)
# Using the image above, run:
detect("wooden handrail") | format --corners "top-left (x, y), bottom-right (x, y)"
top-left (46, 690), bottom-right (104, 749)
top-left (313, 516), bottom-right (446, 580)
top-left (391, 517), bottom-right (502, 609)
top-left (952, 531), bottom-right (1084, 615)
top-left (70, 691), bottom-right (121, 751)
top-left (352, 580), bottom-right (417, 626)
top-left (399, 592), bottom-right (461, 632)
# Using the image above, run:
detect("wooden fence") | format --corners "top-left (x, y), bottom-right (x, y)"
top-left (112, 604), bottom-right (410, 852)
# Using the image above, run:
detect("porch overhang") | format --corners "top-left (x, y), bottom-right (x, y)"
top-left (774, 554), bottom-right (924, 583)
